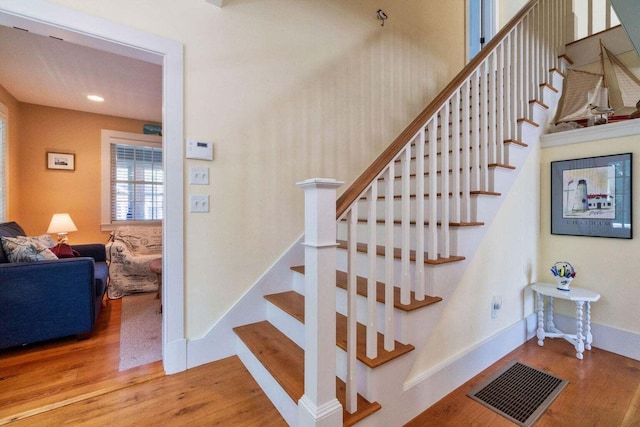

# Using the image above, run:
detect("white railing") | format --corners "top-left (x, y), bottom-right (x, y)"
top-left (300, 0), bottom-right (615, 419)
top-left (574, 0), bottom-right (620, 40)
top-left (332, 0), bottom-right (570, 414)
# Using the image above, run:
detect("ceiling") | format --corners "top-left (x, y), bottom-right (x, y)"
top-left (0, 14), bottom-right (162, 123)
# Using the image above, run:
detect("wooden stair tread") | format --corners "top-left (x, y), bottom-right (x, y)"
top-left (290, 266), bottom-right (443, 312)
top-left (335, 240), bottom-right (465, 265)
top-left (265, 291), bottom-right (415, 368)
top-left (233, 321), bottom-right (381, 426)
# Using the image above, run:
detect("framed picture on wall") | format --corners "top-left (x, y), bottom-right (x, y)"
top-left (551, 153), bottom-right (632, 239)
top-left (47, 152), bottom-right (75, 171)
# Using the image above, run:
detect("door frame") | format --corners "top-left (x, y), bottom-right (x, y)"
top-left (0, 0), bottom-right (186, 374)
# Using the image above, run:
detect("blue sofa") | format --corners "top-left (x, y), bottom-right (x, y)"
top-left (0, 221), bottom-right (109, 350)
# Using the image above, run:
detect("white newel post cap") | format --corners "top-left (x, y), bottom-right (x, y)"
top-left (297, 178), bottom-right (343, 247)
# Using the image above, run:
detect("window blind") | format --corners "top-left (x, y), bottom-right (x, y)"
top-left (110, 143), bottom-right (163, 221)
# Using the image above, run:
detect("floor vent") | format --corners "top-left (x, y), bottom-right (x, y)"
top-left (467, 361), bottom-right (568, 427)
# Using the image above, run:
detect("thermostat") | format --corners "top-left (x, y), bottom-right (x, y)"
top-left (186, 138), bottom-right (213, 160)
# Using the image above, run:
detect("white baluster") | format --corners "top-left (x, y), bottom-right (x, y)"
top-left (427, 119), bottom-right (438, 261)
top-left (415, 129), bottom-right (426, 300)
top-left (471, 70), bottom-right (480, 193)
top-left (384, 164), bottom-right (395, 351)
top-left (480, 61), bottom-right (489, 192)
top-left (451, 92), bottom-right (461, 225)
top-left (496, 40), bottom-right (505, 165)
top-left (346, 203), bottom-right (358, 414)
top-left (440, 105), bottom-right (450, 259)
top-left (461, 80), bottom-right (471, 224)
top-left (488, 50), bottom-right (497, 166)
top-left (401, 147), bottom-right (411, 305)
top-left (366, 182), bottom-right (378, 359)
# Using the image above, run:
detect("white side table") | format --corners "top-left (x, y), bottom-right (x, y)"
top-left (529, 283), bottom-right (601, 360)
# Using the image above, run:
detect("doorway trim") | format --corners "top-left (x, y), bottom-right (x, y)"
top-left (0, 0), bottom-right (186, 374)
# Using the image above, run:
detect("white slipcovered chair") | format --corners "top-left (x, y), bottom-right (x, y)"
top-left (106, 225), bottom-right (162, 299)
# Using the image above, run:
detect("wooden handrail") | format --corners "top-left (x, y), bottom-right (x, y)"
top-left (336, 0), bottom-right (539, 219)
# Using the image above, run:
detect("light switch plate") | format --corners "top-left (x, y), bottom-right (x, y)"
top-left (190, 195), bottom-right (209, 213)
top-left (190, 167), bottom-right (209, 185)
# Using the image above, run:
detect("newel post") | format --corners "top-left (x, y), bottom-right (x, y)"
top-left (296, 178), bottom-right (344, 427)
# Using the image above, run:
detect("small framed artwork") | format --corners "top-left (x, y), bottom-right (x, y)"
top-left (47, 152), bottom-right (75, 171)
top-left (551, 153), bottom-right (632, 239)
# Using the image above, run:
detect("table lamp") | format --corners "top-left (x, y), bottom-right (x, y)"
top-left (47, 213), bottom-right (78, 243)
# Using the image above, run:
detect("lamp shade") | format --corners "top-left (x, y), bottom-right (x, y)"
top-left (47, 213), bottom-right (78, 234)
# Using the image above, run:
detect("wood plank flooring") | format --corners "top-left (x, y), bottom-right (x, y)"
top-left (2, 296), bottom-right (639, 426)
top-left (0, 297), bottom-right (285, 426)
top-left (406, 338), bottom-right (640, 426)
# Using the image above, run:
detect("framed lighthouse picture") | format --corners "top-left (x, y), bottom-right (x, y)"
top-left (551, 153), bottom-right (632, 238)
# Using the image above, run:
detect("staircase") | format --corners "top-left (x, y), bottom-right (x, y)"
top-left (228, 1), bottom-right (588, 425)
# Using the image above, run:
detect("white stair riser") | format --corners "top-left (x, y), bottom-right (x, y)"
top-left (337, 220), bottom-right (467, 253)
top-left (343, 197), bottom-right (482, 224)
top-left (235, 338), bottom-right (298, 426)
top-left (373, 170), bottom-right (498, 198)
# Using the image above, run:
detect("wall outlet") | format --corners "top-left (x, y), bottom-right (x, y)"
top-left (190, 195), bottom-right (209, 213)
top-left (491, 295), bottom-right (502, 319)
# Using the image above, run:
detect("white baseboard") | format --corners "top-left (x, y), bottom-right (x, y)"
top-left (551, 314), bottom-right (640, 361)
top-left (379, 315), bottom-right (535, 426)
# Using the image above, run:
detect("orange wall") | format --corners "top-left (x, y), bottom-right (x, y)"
top-left (0, 83), bottom-right (21, 222)
top-left (18, 103), bottom-right (159, 244)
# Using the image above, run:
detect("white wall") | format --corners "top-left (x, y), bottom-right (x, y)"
top-left (407, 146), bottom-right (541, 380)
top-left (47, 0), bottom-right (466, 338)
top-left (540, 133), bottom-right (640, 335)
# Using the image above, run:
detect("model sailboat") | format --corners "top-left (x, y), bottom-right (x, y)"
top-left (554, 41), bottom-right (640, 125)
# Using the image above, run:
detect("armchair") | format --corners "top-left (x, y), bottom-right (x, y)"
top-left (106, 225), bottom-right (162, 299)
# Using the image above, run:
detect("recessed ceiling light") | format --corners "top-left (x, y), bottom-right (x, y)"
top-left (87, 95), bottom-right (104, 102)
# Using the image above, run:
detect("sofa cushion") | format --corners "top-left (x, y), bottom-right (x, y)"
top-left (0, 222), bottom-right (26, 263)
top-left (0, 236), bottom-right (58, 262)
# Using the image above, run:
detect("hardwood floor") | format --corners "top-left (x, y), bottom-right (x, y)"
top-left (2, 297), bottom-right (639, 426)
top-left (406, 338), bottom-right (640, 426)
top-left (0, 297), bottom-right (285, 426)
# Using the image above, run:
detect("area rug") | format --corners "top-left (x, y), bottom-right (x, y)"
top-left (467, 361), bottom-right (568, 427)
top-left (119, 292), bottom-right (162, 371)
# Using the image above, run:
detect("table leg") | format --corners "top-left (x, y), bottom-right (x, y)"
top-left (547, 297), bottom-right (555, 331)
top-left (575, 301), bottom-right (585, 360)
top-left (536, 291), bottom-right (545, 346)
top-left (585, 301), bottom-right (593, 350)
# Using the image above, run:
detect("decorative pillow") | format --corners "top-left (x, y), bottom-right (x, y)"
top-left (0, 236), bottom-right (58, 262)
top-left (27, 234), bottom-right (58, 249)
top-left (51, 243), bottom-right (80, 258)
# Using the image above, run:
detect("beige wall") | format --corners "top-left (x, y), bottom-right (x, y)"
top-left (47, 0), bottom-right (467, 338)
top-left (0, 83), bottom-right (20, 222)
top-left (540, 136), bottom-right (640, 335)
top-left (17, 103), bottom-right (157, 243)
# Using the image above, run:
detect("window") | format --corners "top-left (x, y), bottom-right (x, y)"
top-left (101, 130), bottom-right (163, 228)
top-left (0, 102), bottom-right (7, 222)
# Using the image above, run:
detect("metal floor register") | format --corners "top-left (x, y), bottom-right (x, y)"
top-left (467, 361), bottom-right (568, 427)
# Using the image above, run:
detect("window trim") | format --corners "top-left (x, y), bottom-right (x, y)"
top-left (0, 101), bottom-right (8, 223)
top-left (101, 129), bottom-right (163, 230)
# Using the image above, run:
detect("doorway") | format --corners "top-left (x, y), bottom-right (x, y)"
top-left (0, 1), bottom-right (185, 374)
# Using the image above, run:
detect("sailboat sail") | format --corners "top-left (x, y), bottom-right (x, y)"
top-left (554, 41), bottom-right (640, 124)
top-left (602, 44), bottom-right (640, 114)
top-left (554, 69), bottom-right (605, 123)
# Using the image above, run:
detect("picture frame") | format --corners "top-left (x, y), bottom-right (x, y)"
top-left (47, 152), bottom-right (75, 171)
top-left (551, 153), bottom-right (632, 239)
